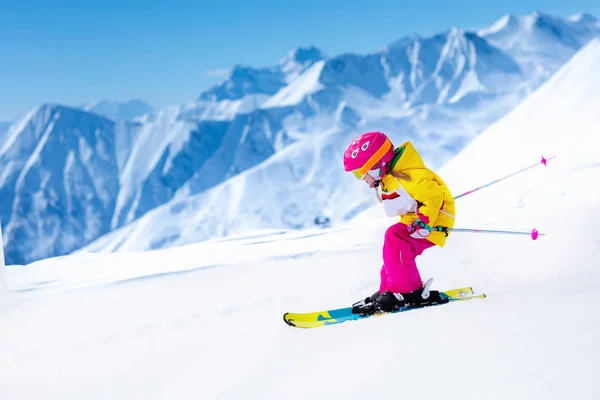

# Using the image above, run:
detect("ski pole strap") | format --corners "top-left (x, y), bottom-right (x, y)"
top-left (415, 219), bottom-right (448, 235)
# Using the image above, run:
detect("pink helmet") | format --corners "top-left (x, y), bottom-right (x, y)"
top-left (343, 131), bottom-right (395, 177)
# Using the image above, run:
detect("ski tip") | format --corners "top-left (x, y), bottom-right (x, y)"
top-left (283, 313), bottom-right (296, 327)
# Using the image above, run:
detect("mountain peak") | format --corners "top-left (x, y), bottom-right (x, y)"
top-left (282, 46), bottom-right (324, 65)
top-left (387, 33), bottom-right (422, 49)
top-left (198, 46), bottom-right (325, 102)
top-left (229, 64), bottom-right (258, 78)
top-left (448, 26), bottom-right (465, 35)
top-left (199, 63), bottom-right (286, 101)
top-left (478, 14), bottom-right (517, 36)
top-left (27, 103), bottom-right (117, 127)
top-left (530, 10), bottom-right (562, 25)
top-left (478, 11), bottom-right (559, 36)
top-left (278, 46), bottom-right (325, 83)
top-left (479, 10), bottom-right (600, 52)
top-left (33, 103), bottom-right (79, 119)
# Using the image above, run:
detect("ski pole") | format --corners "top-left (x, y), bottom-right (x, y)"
top-left (454, 156), bottom-right (555, 200)
top-left (443, 227), bottom-right (544, 240)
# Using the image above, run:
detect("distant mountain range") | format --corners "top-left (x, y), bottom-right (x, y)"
top-left (1, 11), bottom-right (598, 264)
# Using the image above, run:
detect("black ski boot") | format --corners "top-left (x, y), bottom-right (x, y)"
top-left (403, 278), bottom-right (449, 307)
top-left (351, 290), bottom-right (380, 314)
top-left (352, 291), bottom-right (408, 316)
top-left (351, 279), bottom-right (448, 316)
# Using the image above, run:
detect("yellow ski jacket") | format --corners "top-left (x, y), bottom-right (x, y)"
top-left (378, 141), bottom-right (456, 247)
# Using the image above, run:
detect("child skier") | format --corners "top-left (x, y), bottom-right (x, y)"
top-left (343, 131), bottom-right (456, 315)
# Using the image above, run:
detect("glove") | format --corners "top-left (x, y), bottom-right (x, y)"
top-left (407, 213), bottom-right (432, 239)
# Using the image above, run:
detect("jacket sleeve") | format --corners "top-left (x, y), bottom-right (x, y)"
top-left (381, 186), bottom-right (418, 217)
top-left (413, 180), bottom-right (445, 224)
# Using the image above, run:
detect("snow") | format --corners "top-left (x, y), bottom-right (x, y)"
top-left (79, 132), bottom-right (350, 252)
top-left (112, 105), bottom-right (194, 227)
top-left (447, 69), bottom-right (486, 103)
top-left (278, 46), bottom-right (325, 83)
top-left (14, 111), bottom-right (59, 192)
top-left (1, 37), bottom-right (600, 399)
top-left (479, 11), bottom-right (600, 82)
top-left (196, 50), bottom-right (322, 103)
top-left (261, 60), bottom-right (325, 108)
top-left (567, 13), bottom-right (600, 30)
top-left (478, 14), bottom-right (512, 36)
top-left (180, 95), bottom-right (272, 121)
top-left (83, 99), bottom-right (153, 122)
top-left (0, 107), bottom-right (40, 158)
top-left (0, 105), bottom-right (126, 265)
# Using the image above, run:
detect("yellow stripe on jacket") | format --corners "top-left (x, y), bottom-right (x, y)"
top-left (379, 141), bottom-right (455, 247)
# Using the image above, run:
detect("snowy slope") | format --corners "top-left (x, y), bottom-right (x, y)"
top-left (261, 60), bottom-right (326, 108)
top-left (83, 99), bottom-right (153, 122)
top-left (442, 37), bottom-right (600, 186)
top-left (2, 39), bottom-right (600, 399)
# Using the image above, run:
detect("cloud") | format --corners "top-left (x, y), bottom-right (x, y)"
top-left (204, 68), bottom-right (232, 78)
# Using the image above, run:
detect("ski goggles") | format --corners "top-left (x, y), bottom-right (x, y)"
top-left (351, 168), bottom-right (381, 180)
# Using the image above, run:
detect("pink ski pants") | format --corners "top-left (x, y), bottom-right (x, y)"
top-left (380, 223), bottom-right (435, 293)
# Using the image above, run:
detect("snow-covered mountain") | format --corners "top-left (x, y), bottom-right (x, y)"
top-left (3, 38), bottom-right (600, 399)
top-left (2, 11), bottom-right (599, 265)
top-left (479, 11), bottom-right (600, 83)
top-left (0, 103), bottom-right (302, 265)
top-left (1, 99), bottom-right (337, 264)
top-left (199, 46), bottom-right (325, 102)
top-left (79, 133), bottom-right (353, 252)
top-left (0, 105), bottom-right (141, 265)
top-left (185, 46), bottom-right (326, 120)
top-left (83, 99), bottom-right (153, 122)
top-left (80, 12), bottom-right (600, 253)
top-left (110, 105), bottom-right (293, 229)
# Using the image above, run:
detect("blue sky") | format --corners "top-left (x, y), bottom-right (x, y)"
top-left (1, 0), bottom-right (599, 120)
